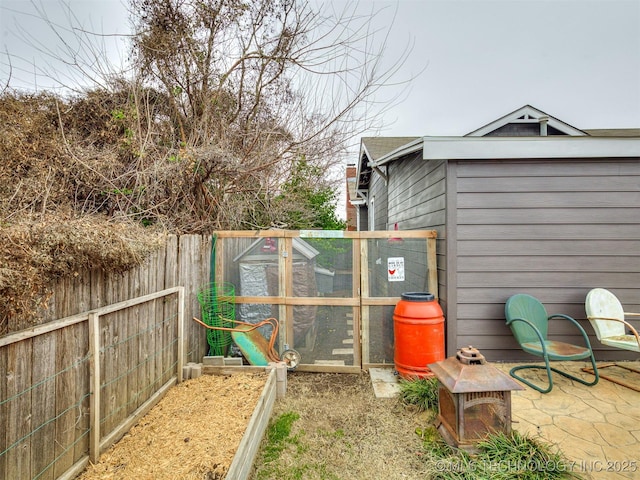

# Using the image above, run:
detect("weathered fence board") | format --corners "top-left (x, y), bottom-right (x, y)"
top-left (0, 233), bottom-right (208, 480)
top-left (1, 287), bottom-right (185, 480)
top-left (0, 345), bottom-right (6, 479)
top-left (32, 333), bottom-right (56, 480)
top-left (7, 340), bottom-right (31, 478)
top-left (75, 271), bottom-right (91, 464)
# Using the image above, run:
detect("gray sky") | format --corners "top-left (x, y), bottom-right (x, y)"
top-left (379, 0), bottom-right (640, 135)
top-left (1, 0), bottom-right (639, 136)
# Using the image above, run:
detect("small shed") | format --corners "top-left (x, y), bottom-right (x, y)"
top-left (352, 105), bottom-right (640, 361)
top-left (233, 237), bottom-right (320, 344)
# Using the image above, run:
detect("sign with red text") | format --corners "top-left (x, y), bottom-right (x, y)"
top-left (387, 257), bottom-right (405, 282)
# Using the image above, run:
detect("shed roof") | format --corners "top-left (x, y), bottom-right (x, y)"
top-left (361, 137), bottom-right (420, 161)
top-left (233, 237), bottom-right (319, 262)
top-left (584, 129), bottom-right (640, 137)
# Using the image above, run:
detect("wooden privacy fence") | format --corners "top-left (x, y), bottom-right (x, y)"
top-left (3, 234), bottom-right (214, 363)
top-left (0, 230), bottom-right (439, 478)
top-left (0, 287), bottom-right (185, 480)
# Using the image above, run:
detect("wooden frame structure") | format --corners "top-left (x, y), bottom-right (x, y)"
top-left (212, 229), bottom-right (437, 372)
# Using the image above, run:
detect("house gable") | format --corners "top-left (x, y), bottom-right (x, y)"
top-left (354, 137), bottom-right (419, 204)
top-left (465, 105), bottom-right (588, 137)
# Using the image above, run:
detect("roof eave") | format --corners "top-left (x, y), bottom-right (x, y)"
top-left (422, 136), bottom-right (640, 160)
top-left (370, 138), bottom-right (424, 167)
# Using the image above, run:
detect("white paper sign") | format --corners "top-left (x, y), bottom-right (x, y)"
top-left (387, 257), bottom-right (405, 282)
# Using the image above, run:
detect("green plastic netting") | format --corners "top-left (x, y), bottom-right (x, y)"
top-left (197, 282), bottom-right (235, 356)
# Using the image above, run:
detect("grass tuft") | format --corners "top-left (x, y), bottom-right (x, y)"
top-left (262, 411), bottom-right (300, 463)
top-left (423, 430), bottom-right (583, 480)
top-left (397, 376), bottom-right (439, 411)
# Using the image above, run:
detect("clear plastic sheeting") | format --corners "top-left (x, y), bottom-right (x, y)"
top-left (237, 263), bottom-right (274, 342)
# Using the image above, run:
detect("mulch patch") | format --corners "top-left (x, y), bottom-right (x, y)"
top-left (78, 373), bottom-right (267, 480)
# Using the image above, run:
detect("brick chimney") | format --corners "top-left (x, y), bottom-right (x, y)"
top-left (345, 165), bottom-right (357, 231)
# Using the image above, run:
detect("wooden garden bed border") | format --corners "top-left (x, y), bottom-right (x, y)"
top-left (224, 367), bottom-right (277, 480)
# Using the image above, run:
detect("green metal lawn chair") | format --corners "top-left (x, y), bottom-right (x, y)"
top-left (505, 294), bottom-right (599, 393)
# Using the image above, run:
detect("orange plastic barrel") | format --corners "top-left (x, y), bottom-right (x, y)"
top-left (393, 292), bottom-right (445, 379)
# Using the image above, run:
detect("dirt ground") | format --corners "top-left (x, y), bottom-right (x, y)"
top-left (76, 370), bottom-right (430, 480)
top-left (250, 371), bottom-right (431, 480)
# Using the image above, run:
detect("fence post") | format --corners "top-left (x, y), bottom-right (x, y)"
top-left (177, 286), bottom-right (185, 382)
top-left (88, 311), bottom-right (101, 463)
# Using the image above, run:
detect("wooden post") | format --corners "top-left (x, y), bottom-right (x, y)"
top-left (88, 312), bottom-right (101, 464)
top-left (427, 237), bottom-right (438, 299)
top-left (177, 286), bottom-right (185, 382)
top-left (283, 236), bottom-right (294, 348)
top-left (360, 237), bottom-right (370, 365)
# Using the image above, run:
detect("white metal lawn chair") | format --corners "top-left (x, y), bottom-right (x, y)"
top-left (583, 287), bottom-right (640, 391)
top-left (586, 288), bottom-right (640, 352)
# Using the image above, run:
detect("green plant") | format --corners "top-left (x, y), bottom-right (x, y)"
top-left (262, 411), bottom-right (300, 463)
top-left (417, 425), bottom-right (454, 458)
top-left (275, 157), bottom-right (347, 230)
top-left (475, 430), bottom-right (581, 479)
top-left (110, 108), bottom-right (126, 121)
top-left (255, 412), bottom-right (345, 480)
top-left (398, 376), bottom-right (439, 411)
top-left (306, 238), bottom-right (351, 269)
top-left (424, 430), bottom-right (583, 480)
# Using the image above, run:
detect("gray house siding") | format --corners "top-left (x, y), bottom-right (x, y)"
top-left (353, 108), bottom-right (640, 363)
top-left (452, 158), bottom-right (640, 361)
top-left (357, 205), bottom-right (369, 231)
top-left (368, 171), bottom-right (389, 230)
top-left (386, 153), bottom-right (449, 317)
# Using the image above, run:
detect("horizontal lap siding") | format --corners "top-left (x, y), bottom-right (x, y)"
top-left (455, 159), bottom-right (640, 362)
top-left (387, 155), bottom-right (447, 308)
top-left (369, 174), bottom-right (389, 231)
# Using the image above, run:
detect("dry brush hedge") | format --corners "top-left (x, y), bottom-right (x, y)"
top-left (0, 215), bottom-right (162, 334)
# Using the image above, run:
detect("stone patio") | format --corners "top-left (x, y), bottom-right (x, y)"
top-left (496, 361), bottom-right (640, 480)
top-left (371, 360), bottom-right (640, 479)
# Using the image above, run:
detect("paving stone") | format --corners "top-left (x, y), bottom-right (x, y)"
top-left (599, 445), bottom-right (640, 479)
top-left (513, 407), bottom-right (553, 427)
top-left (511, 393), bottom-right (535, 410)
top-left (556, 434), bottom-right (605, 463)
top-left (533, 393), bottom-right (591, 415)
top-left (555, 416), bottom-right (606, 446)
top-left (587, 398), bottom-right (620, 415)
top-left (593, 422), bottom-right (637, 447)
top-left (603, 411), bottom-right (637, 430)
top-left (532, 423), bottom-right (571, 448)
top-left (568, 404), bottom-right (607, 423)
top-left (510, 417), bottom-right (541, 437)
top-left (369, 368), bottom-right (400, 398)
top-left (618, 404), bottom-right (640, 418)
top-left (332, 348), bottom-right (353, 355)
